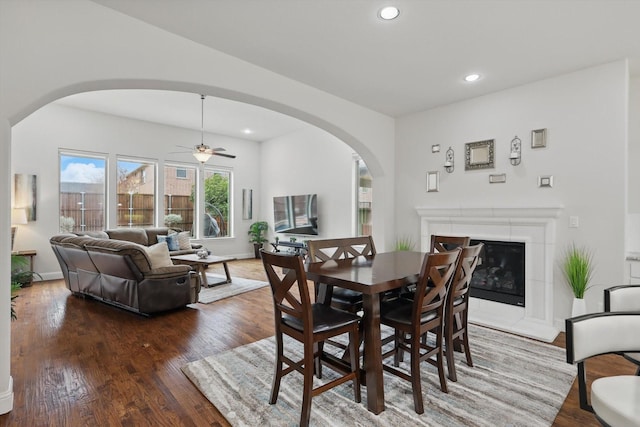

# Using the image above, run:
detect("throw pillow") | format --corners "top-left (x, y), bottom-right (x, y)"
top-left (157, 234), bottom-right (179, 251)
top-left (145, 242), bottom-right (173, 269)
top-left (177, 231), bottom-right (191, 250)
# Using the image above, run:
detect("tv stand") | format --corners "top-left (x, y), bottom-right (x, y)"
top-left (271, 240), bottom-right (306, 256)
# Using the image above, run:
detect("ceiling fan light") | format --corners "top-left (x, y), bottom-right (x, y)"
top-left (193, 151), bottom-right (213, 163)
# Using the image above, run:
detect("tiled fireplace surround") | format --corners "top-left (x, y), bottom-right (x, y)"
top-left (416, 206), bottom-right (563, 342)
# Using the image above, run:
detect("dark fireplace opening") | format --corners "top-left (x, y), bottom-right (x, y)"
top-left (469, 239), bottom-right (525, 307)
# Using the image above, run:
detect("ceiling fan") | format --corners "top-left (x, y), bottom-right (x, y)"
top-left (171, 94), bottom-right (237, 162)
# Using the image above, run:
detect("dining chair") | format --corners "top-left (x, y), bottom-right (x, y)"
top-left (260, 249), bottom-right (361, 427)
top-left (604, 284), bottom-right (640, 375)
top-left (566, 312), bottom-right (640, 426)
top-left (444, 243), bottom-right (483, 382)
top-left (306, 236), bottom-right (376, 313)
top-left (379, 249), bottom-right (461, 414)
top-left (306, 236), bottom-right (375, 375)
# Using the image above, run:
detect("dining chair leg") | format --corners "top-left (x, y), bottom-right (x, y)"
top-left (314, 341), bottom-right (323, 379)
top-left (445, 321), bottom-right (458, 382)
top-left (348, 329), bottom-right (362, 403)
top-left (410, 332), bottom-right (425, 414)
top-left (461, 310), bottom-right (473, 367)
top-left (300, 345), bottom-right (315, 427)
top-left (436, 327), bottom-right (449, 394)
top-left (393, 330), bottom-right (402, 366)
top-left (270, 333), bottom-right (284, 404)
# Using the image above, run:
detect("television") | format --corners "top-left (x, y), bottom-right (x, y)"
top-left (273, 194), bottom-right (318, 235)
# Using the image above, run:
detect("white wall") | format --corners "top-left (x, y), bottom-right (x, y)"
top-left (395, 61), bottom-right (629, 325)
top-left (260, 127), bottom-right (357, 241)
top-left (627, 77), bottom-right (640, 251)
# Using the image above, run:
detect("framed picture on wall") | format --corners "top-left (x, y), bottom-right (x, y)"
top-left (14, 174), bottom-right (37, 221)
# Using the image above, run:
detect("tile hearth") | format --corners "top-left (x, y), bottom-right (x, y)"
top-left (416, 206), bottom-right (563, 342)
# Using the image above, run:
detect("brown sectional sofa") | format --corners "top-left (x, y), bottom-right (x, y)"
top-left (50, 229), bottom-right (202, 315)
top-left (83, 227), bottom-right (202, 256)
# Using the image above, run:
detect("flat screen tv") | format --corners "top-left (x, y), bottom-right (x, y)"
top-left (273, 194), bottom-right (318, 235)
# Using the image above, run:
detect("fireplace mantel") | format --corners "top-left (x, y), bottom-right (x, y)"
top-left (416, 205), bottom-right (563, 342)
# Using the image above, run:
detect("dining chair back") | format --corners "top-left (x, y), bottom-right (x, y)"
top-left (260, 249), bottom-right (361, 427)
top-left (430, 235), bottom-right (470, 253)
top-left (604, 285), bottom-right (640, 374)
top-left (444, 243), bottom-right (483, 382)
top-left (379, 249), bottom-right (461, 414)
top-left (306, 236), bottom-right (376, 311)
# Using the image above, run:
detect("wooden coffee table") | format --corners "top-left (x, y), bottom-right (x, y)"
top-left (171, 254), bottom-right (236, 287)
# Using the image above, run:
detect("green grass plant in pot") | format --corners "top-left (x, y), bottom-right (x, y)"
top-left (561, 243), bottom-right (594, 317)
top-left (248, 221), bottom-right (269, 258)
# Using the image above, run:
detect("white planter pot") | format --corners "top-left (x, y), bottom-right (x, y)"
top-left (571, 297), bottom-right (587, 317)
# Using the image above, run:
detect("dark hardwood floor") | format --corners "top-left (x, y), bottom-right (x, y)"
top-left (1, 258), bottom-right (636, 426)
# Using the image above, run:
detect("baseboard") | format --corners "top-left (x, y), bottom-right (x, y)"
top-left (34, 272), bottom-right (63, 282)
top-left (0, 376), bottom-right (13, 415)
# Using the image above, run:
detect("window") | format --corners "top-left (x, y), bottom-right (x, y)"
top-left (59, 152), bottom-right (106, 233)
top-left (164, 164), bottom-right (196, 235)
top-left (203, 168), bottom-right (231, 237)
top-left (356, 158), bottom-right (372, 236)
top-left (117, 158), bottom-right (156, 228)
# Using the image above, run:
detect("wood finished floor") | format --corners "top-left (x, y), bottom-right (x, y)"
top-left (2, 258), bottom-right (636, 426)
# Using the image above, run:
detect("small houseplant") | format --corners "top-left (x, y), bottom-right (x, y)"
top-left (248, 221), bottom-right (269, 258)
top-left (394, 235), bottom-right (416, 251)
top-left (561, 243), bottom-right (594, 316)
top-left (163, 213), bottom-right (183, 228)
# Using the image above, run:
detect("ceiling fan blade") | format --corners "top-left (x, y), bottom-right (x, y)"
top-left (213, 152), bottom-right (236, 159)
top-left (210, 147), bottom-right (226, 152)
top-left (175, 145), bottom-right (194, 150)
top-left (168, 150), bottom-right (190, 154)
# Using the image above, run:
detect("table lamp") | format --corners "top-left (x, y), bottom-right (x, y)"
top-left (11, 208), bottom-right (27, 251)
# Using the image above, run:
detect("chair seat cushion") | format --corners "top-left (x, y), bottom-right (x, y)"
top-left (380, 298), bottom-right (437, 326)
top-left (591, 375), bottom-right (640, 427)
top-left (283, 304), bottom-right (360, 333)
top-left (331, 287), bottom-right (362, 303)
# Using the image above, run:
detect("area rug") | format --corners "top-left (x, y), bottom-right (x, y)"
top-left (182, 324), bottom-right (575, 426)
top-left (197, 274), bottom-right (269, 304)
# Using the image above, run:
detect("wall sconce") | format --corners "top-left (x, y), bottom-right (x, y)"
top-left (509, 136), bottom-right (522, 166)
top-left (444, 147), bottom-right (454, 173)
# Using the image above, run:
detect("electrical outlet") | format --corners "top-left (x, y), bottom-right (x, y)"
top-left (569, 216), bottom-right (579, 228)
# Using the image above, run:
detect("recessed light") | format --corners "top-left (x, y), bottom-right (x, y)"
top-left (242, 128), bottom-right (253, 134)
top-left (379, 6), bottom-right (400, 20)
top-left (464, 74), bottom-right (481, 82)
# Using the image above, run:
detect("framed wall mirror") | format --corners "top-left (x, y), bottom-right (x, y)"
top-left (465, 139), bottom-right (495, 170)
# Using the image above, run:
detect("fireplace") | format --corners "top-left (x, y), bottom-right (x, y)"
top-left (469, 239), bottom-right (525, 307)
top-left (415, 205), bottom-right (563, 342)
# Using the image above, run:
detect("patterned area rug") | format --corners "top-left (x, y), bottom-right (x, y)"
top-left (182, 324), bottom-right (575, 426)
top-left (197, 274), bottom-right (269, 304)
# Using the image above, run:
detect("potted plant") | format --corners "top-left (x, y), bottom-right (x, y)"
top-left (561, 243), bottom-right (594, 317)
top-left (394, 235), bottom-right (415, 251)
top-left (11, 282), bottom-right (20, 321)
top-left (248, 221), bottom-right (269, 258)
top-left (11, 254), bottom-right (41, 288)
top-left (163, 213), bottom-right (183, 228)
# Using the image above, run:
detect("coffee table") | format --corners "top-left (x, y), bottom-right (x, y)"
top-left (171, 254), bottom-right (236, 287)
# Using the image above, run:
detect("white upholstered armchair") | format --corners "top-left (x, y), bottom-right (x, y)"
top-left (565, 312), bottom-right (640, 426)
top-left (604, 284), bottom-right (640, 374)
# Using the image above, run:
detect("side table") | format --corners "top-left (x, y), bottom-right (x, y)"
top-left (12, 250), bottom-right (37, 286)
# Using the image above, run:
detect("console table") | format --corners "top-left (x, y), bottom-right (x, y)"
top-left (11, 250), bottom-right (37, 287)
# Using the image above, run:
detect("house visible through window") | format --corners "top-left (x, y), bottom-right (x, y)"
top-left (117, 158), bottom-right (156, 228)
top-left (59, 152), bottom-right (106, 233)
top-left (164, 164), bottom-right (196, 235)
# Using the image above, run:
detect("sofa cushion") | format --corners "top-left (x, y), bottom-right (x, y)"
top-left (80, 230), bottom-right (109, 239)
top-left (157, 234), bottom-right (180, 251)
top-left (144, 227), bottom-right (176, 245)
top-left (176, 231), bottom-right (192, 250)
top-left (145, 242), bottom-right (174, 269)
top-left (105, 228), bottom-right (148, 246)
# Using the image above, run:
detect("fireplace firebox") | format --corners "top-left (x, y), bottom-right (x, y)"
top-left (469, 239), bottom-right (525, 307)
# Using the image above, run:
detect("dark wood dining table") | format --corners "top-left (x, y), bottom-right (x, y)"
top-left (305, 251), bottom-right (426, 414)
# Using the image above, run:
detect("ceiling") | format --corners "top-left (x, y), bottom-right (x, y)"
top-left (60, 0), bottom-right (640, 140)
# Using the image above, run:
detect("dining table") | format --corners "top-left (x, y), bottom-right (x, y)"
top-left (305, 250), bottom-right (426, 415)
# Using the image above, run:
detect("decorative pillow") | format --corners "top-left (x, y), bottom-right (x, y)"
top-left (176, 231), bottom-right (192, 250)
top-left (145, 242), bottom-right (174, 269)
top-left (157, 234), bottom-right (179, 251)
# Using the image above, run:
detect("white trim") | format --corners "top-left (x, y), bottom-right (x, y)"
top-left (0, 376), bottom-right (13, 415)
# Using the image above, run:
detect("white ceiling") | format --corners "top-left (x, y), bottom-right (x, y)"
top-left (61, 0), bottom-right (640, 139)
